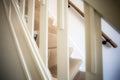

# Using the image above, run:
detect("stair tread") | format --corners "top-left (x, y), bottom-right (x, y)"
top-left (49, 58), bottom-right (82, 79)
top-left (48, 47), bottom-right (73, 67)
top-left (48, 33), bottom-right (57, 48)
top-left (70, 58), bottom-right (82, 79)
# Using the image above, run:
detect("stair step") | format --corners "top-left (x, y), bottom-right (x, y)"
top-left (48, 47), bottom-right (73, 67)
top-left (48, 17), bottom-right (54, 27)
top-left (70, 58), bottom-right (82, 79)
top-left (48, 48), bottom-right (57, 68)
top-left (49, 26), bottom-right (57, 34)
top-left (48, 33), bottom-right (57, 48)
top-left (48, 18), bottom-right (57, 34)
top-left (49, 58), bottom-right (82, 79)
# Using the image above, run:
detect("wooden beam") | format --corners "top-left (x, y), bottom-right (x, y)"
top-left (68, 0), bottom-right (117, 48)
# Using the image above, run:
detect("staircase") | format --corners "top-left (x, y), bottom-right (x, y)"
top-left (1, 0), bottom-right (82, 80)
top-left (35, 14), bottom-right (82, 79)
top-left (45, 18), bottom-right (82, 79)
top-left (34, 0), bottom-right (82, 79)
top-left (2, 0), bottom-right (52, 80)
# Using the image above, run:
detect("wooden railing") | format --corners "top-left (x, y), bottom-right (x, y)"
top-left (102, 32), bottom-right (117, 48)
top-left (68, 0), bottom-right (117, 48)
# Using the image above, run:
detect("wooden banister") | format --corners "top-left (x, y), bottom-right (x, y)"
top-left (68, 0), bottom-right (118, 48)
top-left (68, 0), bottom-right (84, 17)
top-left (102, 32), bottom-right (117, 48)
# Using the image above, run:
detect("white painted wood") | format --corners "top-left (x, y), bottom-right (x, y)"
top-left (3, 0), bottom-right (52, 79)
top-left (39, 0), bottom-right (48, 67)
top-left (8, 8), bottom-right (32, 80)
top-left (1, 1), bottom-right (29, 79)
top-left (19, 0), bottom-right (25, 19)
top-left (84, 2), bottom-right (103, 80)
top-left (57, 0), bottom-right (69, 80)
top-left (27, 0), bottom-right (35, 37)
top-left (94, 10), bottom-right (103, 80)
top-left (57, 0), bottom-right (64, 30)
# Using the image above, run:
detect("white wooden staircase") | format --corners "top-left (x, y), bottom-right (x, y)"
top-left (33, 1), bottom-right (82, 79)
top-left (35, 15), bottom-right (82, 80)
top-left (1, 0), bottom-right (82, 80)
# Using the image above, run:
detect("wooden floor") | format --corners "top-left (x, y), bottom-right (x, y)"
top-left (49, 65), bottom-right (85, 80)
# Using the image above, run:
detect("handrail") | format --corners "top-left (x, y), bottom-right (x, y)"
top-left (102, 32), bottom-right (117, 48)
top-left (68, 0), bottom-right (84, 17)
top-left (68, 0), bottom-right (118, 48)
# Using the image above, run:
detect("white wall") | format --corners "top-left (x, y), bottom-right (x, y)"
top-left (102, 19), bottom-right (120, 80)
top-left (68, 5), bottom-right (85, 71)
top-left (0, 2), bottom-right (26, 80)
top-left (48, 0), bottom-right (57, 25)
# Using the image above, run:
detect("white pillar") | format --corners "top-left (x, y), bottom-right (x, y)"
top-left (84, 2), bottom-right (103, 80)
top-left (39, 0), bottom-right (48, 67)
top-left (57, 0), bottom-right (69, 80)
top-left (27, 0), bottom-right (35, 37)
